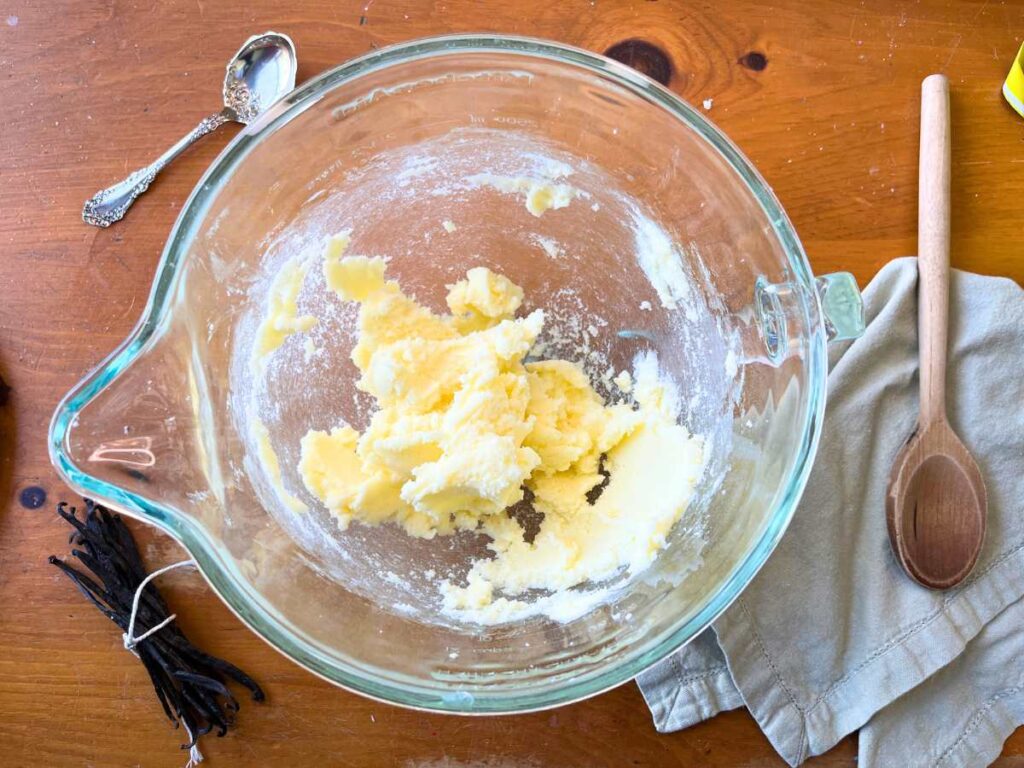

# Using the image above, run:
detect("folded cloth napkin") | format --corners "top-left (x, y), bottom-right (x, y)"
top-left (637, 257), bottom-right (1024, 768)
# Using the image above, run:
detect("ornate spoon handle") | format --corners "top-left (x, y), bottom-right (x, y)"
top-left (82, 109), bottom-right (232, 227)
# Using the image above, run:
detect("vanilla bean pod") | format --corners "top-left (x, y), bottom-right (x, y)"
top-left (49, 500), bottom-right (264, 753)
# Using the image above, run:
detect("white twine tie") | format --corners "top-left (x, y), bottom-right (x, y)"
top-left (184, 721), bottom-right (204, 767)
top-left (122, 558), bottom-right (197, 655)
top-left (120, 558), bottom-right (202, 768)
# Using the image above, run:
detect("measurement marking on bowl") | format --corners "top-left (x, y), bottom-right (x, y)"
top-left (87, 436), bottom-right (156, 468)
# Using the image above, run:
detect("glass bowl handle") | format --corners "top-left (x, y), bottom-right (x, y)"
top-left (752, 272), bottom-right (865, 365)
top-left (815, 272), bottom-right (866, 343)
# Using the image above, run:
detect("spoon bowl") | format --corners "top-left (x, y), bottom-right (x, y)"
top-left (887, 422), bottom-right (987, 589)
top-left (224, 32), bottom-right (298, 123)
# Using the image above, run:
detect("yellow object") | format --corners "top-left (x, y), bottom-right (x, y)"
top-left (297, 235), bottom-right (704, 622)
top-left (251, 257), bottom-right (317, 368)
top-left (252, 420), bottom-right (307, 514)
top-left (613, 369), bottom-right (634, 394)
top-left (445, 266), bottom-right (524, 332)
top-left (469, 173), bottom-right (580, 217)
top-left (1004, 42), bottom-right (1024, 118)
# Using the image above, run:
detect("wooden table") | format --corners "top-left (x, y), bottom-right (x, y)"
top-left (2, 1), bottom-right (1022, 765)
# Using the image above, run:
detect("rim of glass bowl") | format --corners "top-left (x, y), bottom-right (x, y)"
top-left (49, 34), bottom-right (826, 714)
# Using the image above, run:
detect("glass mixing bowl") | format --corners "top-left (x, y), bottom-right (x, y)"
top-left (50, 35), bottom-right (864, 713)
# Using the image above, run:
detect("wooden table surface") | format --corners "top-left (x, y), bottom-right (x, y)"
top-left (2, 1), bottom-right (1022, 765)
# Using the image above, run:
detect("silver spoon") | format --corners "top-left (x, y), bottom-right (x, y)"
top-left (82, 31), bottom-right (297, 228)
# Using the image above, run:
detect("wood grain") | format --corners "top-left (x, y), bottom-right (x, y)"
top-left (917, 73), bottom-right (952, 427)
top-left (1, 1), bottom-right (1023, 766)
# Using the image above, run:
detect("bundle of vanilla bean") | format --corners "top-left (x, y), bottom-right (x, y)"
top-left (49, 500), bottom-right (264, 758)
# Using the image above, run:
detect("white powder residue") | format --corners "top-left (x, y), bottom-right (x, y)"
top-left (531, 234), bottom-right (563, 258)
top-left (395, 154), bottom-right (439, 186)
top-left (441, 581), bottom-right (624, 625)
top-left (442, 219), bottom-right (457, 233)
top-left (688, 391), bottom-right (701, 415)
top-left (632, 349), bottom-right (682, 420)
top-left (702, 98), bottom-right (714, 110)
top-left (382, 570), bottom-right (411, 589)
top-left (528, 287), bottom-right (610, 387)
top-left (724, 349), bottom-right (738, 378)
top-left (303, 337), bottom-right (318, 362)
top-left (639, 300), bottom-right (653, 311)
top-left (520, 153), bottom-right (575, 179)
top-left (631, 208), bottom-right (696, 319)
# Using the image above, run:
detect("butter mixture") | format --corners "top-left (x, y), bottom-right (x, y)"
top-left (288, 232), bottom-right (705, 622)
top-left (251, 256), bottom-right (317, 370)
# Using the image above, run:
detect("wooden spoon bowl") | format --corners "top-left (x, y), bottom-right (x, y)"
top-left (886, 421), bottom-right (986, 589)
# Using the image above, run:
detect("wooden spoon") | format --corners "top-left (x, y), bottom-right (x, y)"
top-left (885, 74), bottom-right (987, 590)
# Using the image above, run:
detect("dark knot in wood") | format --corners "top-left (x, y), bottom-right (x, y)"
top-left (739, 51), bottom-right (768, 71)
top-left (604, 39), bottom-right (673, 86)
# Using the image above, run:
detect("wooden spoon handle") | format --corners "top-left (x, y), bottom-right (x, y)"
top-left (918, 74), bottom-right (951, 426)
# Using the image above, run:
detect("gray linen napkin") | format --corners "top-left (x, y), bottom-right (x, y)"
top-left (637, 257), bottom-right (1024, 767)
